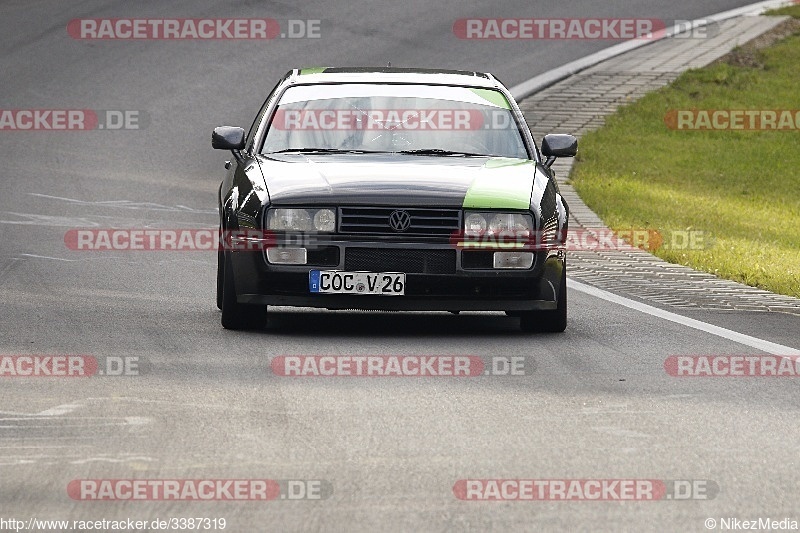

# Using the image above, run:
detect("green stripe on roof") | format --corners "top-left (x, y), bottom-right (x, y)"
top-left (299, 67), bottom-right (329, 75)
top-left (469, 88), bottom-right (511, 109)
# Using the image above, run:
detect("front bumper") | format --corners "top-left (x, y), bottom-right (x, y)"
top-left (230, 240), bottom-right (566, 312)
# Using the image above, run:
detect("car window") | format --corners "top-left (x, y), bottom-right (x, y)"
top-left (261, 84), bottom-right (529, 159)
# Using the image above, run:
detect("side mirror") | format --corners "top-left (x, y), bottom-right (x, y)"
top-left (212, 126), bottom-right (246, 150)
top-left (541, 134), bottom-right (577, 168)
top-left (212, 126), bottom-right (246, 166)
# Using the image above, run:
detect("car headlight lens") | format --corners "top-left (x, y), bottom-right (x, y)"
top-left (267, 208), bottom-right (336, 232)
top-left (313, 208), bottom-right (336, 232)
top-left (464, 213), bottom-right (487, 233)
top-left (267, 209), bottom-right (312, 231)
top-left (487, 213), bottom-right (532, 237)
top-left (464, 211), bottom-right (532, 236)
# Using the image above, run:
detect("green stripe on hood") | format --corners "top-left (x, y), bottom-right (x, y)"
top-left (462, 158), bottom-right (534, 210)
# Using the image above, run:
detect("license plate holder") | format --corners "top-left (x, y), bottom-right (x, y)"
top-left (309, 270), bottom-right (405, 295)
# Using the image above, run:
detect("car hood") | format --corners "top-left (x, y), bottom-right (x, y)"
top-left (257, 153), bottom-right (539, 209)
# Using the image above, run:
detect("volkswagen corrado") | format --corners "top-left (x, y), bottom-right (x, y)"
top-left (212, 67), bottom-right (576, 332)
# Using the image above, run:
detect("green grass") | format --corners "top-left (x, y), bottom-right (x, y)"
top-left (766, 5), bottom-right (800, 17)
top-left (569, 18), bottom-right (800, 298)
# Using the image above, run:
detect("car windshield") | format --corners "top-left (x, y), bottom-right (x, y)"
top-left (261, 83), bottom-right (529, 159)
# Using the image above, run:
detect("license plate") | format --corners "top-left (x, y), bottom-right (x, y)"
top-left (309, 270), bottom-right (405, 295)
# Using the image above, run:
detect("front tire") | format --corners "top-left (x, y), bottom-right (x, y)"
top-left (216, 249), bottom-right (224, 310)
top-left (221, 252), bottom-right (267, 330)
top-left (519, 269), bottom-right (567, 333)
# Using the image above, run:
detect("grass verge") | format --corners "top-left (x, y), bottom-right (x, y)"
top-left (569, 11), bottom-right (800, 297)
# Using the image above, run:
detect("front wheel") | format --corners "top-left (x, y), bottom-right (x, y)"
top-left (220, 252), bottom-right (267, 330)
top-left (519, 269), bottom-right (567, 333)
top-left (216, 249), bottom-right (224, 310)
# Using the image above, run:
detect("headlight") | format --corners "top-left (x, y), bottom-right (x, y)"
top-left (313, 209), bottom-right (336, 232)
top-left (267, 209), bottom-right (312, 231)
top-left (487, 213), bottom-right (532, 237)
top-left (267, 208), bottom-right (336, 232)
top-left (464, 213), bottom-right (487, 233)
top-left (464, 211), bottom-right (532, 236)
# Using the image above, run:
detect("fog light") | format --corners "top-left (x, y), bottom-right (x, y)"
top-left (267, 247), bottom-right (307, 265)
top-left (493, 251), bottom-right (533, 269)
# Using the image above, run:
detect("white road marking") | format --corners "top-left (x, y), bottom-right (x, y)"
top-left (570, 279), bottom-right (800, 355)
top-left (37, 404), bottom-right (82, 416)
top-left (16, 254), bottom-right (212, 265)
top-left (17, 254), bottom-right (77, 262)
top-left (29, 193), bottom-right (217, 214)
top-left (0, 212), bottom-right (101, 226)
top-left (70, 455), bottom-right (155, 465)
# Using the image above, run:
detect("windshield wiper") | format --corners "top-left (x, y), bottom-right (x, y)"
top-left (268, 148), bottom-right (386, 154)
top-left (396, 149), bottom-right (485, 157)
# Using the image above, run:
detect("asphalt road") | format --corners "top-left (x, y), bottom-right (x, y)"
top-left (2, 1), bottom-right (799, 531)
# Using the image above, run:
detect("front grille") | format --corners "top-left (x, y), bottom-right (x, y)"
top-left (339, 207), bottom-right (460, 236)
top-left (344, 248), bottom-right (456, 274)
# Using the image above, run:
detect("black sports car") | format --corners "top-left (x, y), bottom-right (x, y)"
top-left (212, 67), bottom-right (576, 332)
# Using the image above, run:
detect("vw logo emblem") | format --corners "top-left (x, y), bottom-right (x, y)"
top-left (388, 210), bottom-right (412, 232)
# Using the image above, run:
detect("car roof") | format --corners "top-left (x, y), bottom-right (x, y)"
top-left (286, 67), bottom-right (503, 89)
